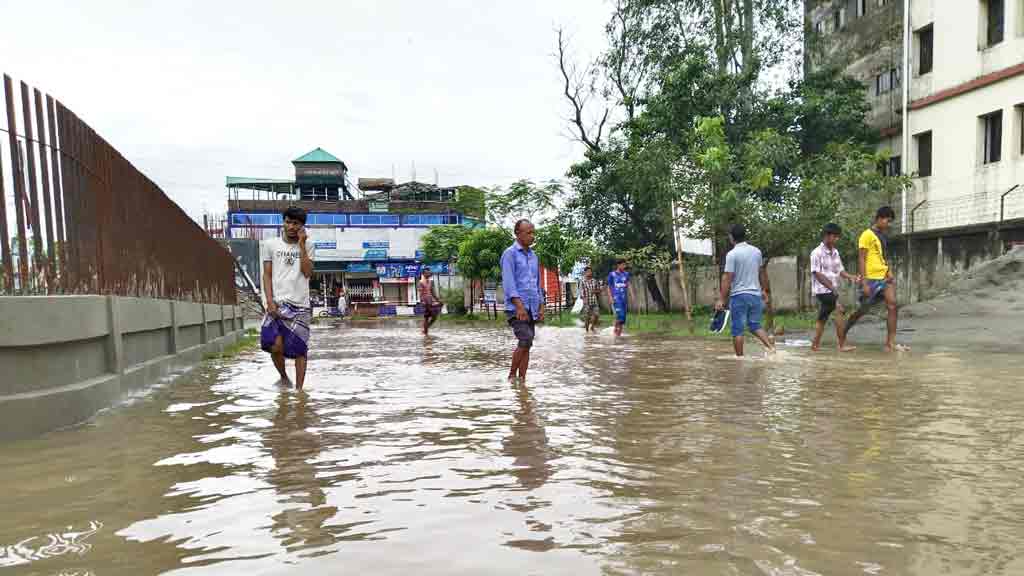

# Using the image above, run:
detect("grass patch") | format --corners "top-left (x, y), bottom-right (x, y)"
top-left (204, 328), bottom-right (260, 360)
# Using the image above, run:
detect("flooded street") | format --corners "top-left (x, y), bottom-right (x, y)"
top-left (3, 321), bottom-right (1024, 575)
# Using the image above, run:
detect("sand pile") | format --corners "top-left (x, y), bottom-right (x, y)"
top-left (904, 246), bottom-right (1024, 319)
top-left (835, 246), bottom-right (1024, 349)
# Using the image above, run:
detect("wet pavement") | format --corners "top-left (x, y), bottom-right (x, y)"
top-left (2, 320), bottom-right (1024, 575)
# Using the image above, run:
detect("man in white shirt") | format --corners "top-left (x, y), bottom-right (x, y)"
top-left (260, 206), bottom-right (316, 389)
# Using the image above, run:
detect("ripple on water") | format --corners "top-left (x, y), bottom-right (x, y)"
top-left (1, 322), bottom-right (1023, 575)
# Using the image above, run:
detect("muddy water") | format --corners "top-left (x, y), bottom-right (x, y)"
top-left (2, 321), bottom-right (1024, 575)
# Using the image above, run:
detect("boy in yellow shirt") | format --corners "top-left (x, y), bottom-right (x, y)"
top-left (842, 206), bottom-right (904, 352)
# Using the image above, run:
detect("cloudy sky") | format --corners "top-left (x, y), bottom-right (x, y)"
top-left (0, 0), bottom-right (610, 221)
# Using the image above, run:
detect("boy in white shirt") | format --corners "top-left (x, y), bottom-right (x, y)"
top-left (260, 206), bottom-right (316, 389)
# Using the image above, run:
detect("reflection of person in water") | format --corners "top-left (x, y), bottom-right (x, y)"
top-left (266, 391), bottom-right (337, 551)
top-left (501, 382), bottom-right (552, 490)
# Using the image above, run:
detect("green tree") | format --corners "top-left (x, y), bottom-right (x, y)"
top-left (485, 179), bottom-right (561, 231)
top-left (419, 225), bottom-right (473, 290)
top-left (453, 186), bottom-right (486, 221)
top-left (457, 227), bottom-right (512, 313)
top-left (555, 0), bottom-right (908, 314)
top-left (533, 222), bottom-right (602, 277)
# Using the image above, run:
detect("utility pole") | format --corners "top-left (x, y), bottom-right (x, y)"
top-left (670, 201), bottom-right (693, 322)
top-left (901, 0), bottom-right (911, 233)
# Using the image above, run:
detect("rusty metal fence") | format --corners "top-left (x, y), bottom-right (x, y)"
top-left (0, 73), bottom-right (235, 304)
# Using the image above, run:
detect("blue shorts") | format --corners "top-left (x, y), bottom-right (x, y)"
top-left (861, 279), bottom-right (887, 304)
top-left (613, 300), bottom-right (627, 324)
top-left (729, 293), bottom-right (763, 337)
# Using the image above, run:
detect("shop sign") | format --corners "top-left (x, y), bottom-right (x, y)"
top-left (376, 263), bottom-right (422, 278)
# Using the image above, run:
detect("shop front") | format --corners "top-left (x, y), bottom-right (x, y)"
top-left (312, 261), bottom-right (451, 318)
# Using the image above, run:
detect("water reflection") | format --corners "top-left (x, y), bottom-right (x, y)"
top-left (501, 382), bottom-right (552, 491)
top-left (264, 391), bottom-right (338, 553)
top-left (1, 322), bottom-right (1023, 575)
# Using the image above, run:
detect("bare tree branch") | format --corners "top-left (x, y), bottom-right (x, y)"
top-left (557, 27), bottom-right (607, 153)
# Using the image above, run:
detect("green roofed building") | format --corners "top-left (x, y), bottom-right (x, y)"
top-left (293, 147), bottom-right (351, 201)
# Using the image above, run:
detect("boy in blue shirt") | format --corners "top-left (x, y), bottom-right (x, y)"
top-left (714, 224), bottom-right (776, 357)
top-left (607, 259), bottom-right (631, 336)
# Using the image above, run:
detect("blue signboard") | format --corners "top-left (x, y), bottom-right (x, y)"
top-left (362, 241), bottom-right (389, 249)
top-left (376, 263), bottom-right (422, 278)
top-left (363, 248), bottom-right (388, 260)
top-left (345, 263), bottom-right (375, 272)
top-left (314, 242), bottom-right (337, 250)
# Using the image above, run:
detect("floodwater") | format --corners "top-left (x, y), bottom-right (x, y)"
top-left (3, 321), bottom-right (1024, 576)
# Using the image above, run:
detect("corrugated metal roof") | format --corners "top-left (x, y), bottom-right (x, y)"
top-left (293, 147), bottom-right (343, 163)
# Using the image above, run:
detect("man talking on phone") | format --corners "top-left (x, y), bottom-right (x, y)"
top-left (261, 206), bottom-right (316, 389)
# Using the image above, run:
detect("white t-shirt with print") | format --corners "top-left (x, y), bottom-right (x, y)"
top-left (260, 236), bottom-right (316, 308)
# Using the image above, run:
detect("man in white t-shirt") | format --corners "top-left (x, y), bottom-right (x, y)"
top-left (260, 206), bottom-right (316, 389)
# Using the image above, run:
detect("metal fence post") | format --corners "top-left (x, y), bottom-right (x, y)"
top-left (999, 185), bottom-right (1021, 256)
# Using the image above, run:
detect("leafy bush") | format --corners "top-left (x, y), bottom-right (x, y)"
top-left (441, 287), bottom-right (467, 316)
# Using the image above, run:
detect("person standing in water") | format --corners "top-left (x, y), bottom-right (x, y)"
top-left (500, 220), bottom-right (544, 382)
top-left (715, 224), bottom-right (776, 357)
top-left (843, 206), bottom-right (905, 352)
top-left (810, 223), bottom-right (860, 352)
top-left (419, 266), bottom-right (441, 335)
top-left (576, 266), bottom-right (601, 332)
top-left (607, 259), bottom-right (631, 336)
top-left (261, 206), bottom-right (316, 389)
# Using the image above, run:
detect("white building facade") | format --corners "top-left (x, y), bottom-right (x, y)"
top-left (906, 0), bottom-right (1024, 230)
top-left (808, 0), bottom-right (1024, 232)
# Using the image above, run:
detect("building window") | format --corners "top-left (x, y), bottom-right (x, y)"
top-left (875, 67), bottom-right (900, 95)
top-left (349, 214), bottom-right (401, 226)
top-left (982, 0), bottom-right (1005, 47)
top-left (834, 8), bottom-right (846, 31)
top-left (815, 20), bottom-right (824, 35)
top-left (1018, 105), bottom-right (1024, 156)
top-left (981, 110), bottom-right (1003, 164)
top-left (877, 0), bottom-right (888, 5)
top-left (917, 25), bottom-right (933, 75)
top-left (915, 132), bottom-right (933, 177)
top-left (880, 155), bottom-right (902, 177)
top-left (857, 0), bottom-right (867, 18)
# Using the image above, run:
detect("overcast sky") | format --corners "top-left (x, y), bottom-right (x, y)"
top-left (0, 0), bottom-right (610, 221)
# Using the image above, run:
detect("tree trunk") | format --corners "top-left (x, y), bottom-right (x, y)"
top-left (711, 0), bottom-right (728, 73)
top-left (676, 251), bottom-right (693, 322)
top-left (663, 270), bottom-right (671, 311)
top-left (762, 262), bottom-right (775, 332)
top-left (741, 0), bottom-right (755, 76)
top-left (644, 272), bottom-right (667, 312)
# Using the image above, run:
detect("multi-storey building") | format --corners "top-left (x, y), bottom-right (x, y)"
top-left (223, 148), bottom-right (478, 314)
top-left (807, 0), bottom-right (1024, 231)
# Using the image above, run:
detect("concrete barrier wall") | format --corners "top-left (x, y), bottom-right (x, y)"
top-left (0, 296), bottom-right (244, 442)
top-left (889, 217), bottom-right (1024, 303)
